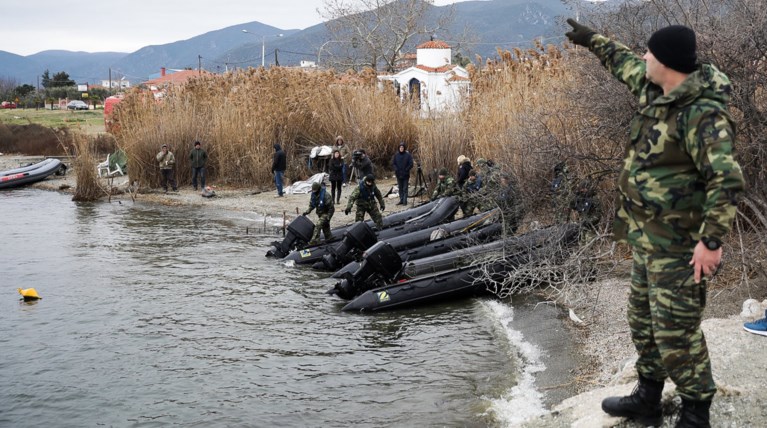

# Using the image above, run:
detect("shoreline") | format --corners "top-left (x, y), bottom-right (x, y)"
top-left (8, 155), bottom-right (767, 426)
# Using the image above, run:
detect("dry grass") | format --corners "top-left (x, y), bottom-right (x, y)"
top-left (114, 67), bottom-right (419, 189)
top-left (70, 133), bottom-right (104, 201)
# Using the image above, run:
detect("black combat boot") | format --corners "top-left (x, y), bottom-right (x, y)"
top-left (601, 375), bottom-right (664, 426)
top-left (676, 398), bottom-right (711, 428)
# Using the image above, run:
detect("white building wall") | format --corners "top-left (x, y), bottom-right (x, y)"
top-left (416, 48), bottom-right (451, 68)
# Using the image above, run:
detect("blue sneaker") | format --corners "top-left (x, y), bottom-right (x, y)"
top-left (744, 309), bottom-right (767, 336)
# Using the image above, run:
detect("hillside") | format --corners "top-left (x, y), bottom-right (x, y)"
top-left (0, 0), bottom-right (573, 85)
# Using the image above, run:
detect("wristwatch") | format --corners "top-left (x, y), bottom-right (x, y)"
top-left (701, 236), bottom-right (722, 251)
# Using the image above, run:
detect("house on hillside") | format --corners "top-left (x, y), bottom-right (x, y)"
top-left (142, 67), bottom-right (212, 99)
top-left (377, 39), bottom-right (470, 115)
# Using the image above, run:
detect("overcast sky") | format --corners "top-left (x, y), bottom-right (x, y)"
top-left (1, 0), bottom-right (456, 56)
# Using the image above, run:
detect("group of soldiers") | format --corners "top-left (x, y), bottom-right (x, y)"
top-left (301, 150), bottom-right (603, 246)
top-left (430, 156), bottom-right (525, 233)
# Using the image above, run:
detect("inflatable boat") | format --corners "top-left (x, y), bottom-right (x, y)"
top-left (278, 197), bottom-right (460, 265)
top-left (265, 197), bottom-right (457, 258)
top-left (340, 223), bottom-right (580, 311)
top-left (0, 158), bottom-right (64, 189)
top-left (330, 225), bottom-right (505, 299)
top-left (313, 209), bottom-right (499, 271)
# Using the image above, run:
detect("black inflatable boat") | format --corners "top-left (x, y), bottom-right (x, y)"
top-left (340, 223), bottom-right (580, 311)
top-left (265, 197), bottom-right (458, 258)
top-left (278, 196), bottom-right (460, 265)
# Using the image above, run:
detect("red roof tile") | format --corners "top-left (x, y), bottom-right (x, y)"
top-left (143, 70), bottom-right (212, 86)
top-left (417, 40), bottom-right (451, 49)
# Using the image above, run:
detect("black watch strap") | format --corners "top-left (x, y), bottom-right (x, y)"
top-left (701, 236), bottom-right (722, 251)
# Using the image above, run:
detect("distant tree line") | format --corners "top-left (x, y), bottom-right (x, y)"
top-left (0, 69), bottom-right (111, 109)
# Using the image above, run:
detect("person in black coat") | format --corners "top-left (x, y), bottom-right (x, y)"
top-left (272, 143), bottom-right (286, 197)
top-left (456, 155), bottom-right (473, 188)
top-left (328, 150), bottom-right (345, 204)
top-left (391, 142), bottom-right (414, 205)
top-left (352, 149), bottom-right (374, 182)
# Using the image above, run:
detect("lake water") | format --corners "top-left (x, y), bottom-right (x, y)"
top-left (0, 189), bottom-right (576, 427)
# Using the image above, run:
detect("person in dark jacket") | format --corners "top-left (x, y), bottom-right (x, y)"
top-left (456, 155), bottom-right (473, 188)
top-left (328, 150), bottom-right (345, 204)
top-left (271, 143), bottom-right (286, 197)
top-left (303, 182), bottom-right (335, 245)
top-left (352, 149), bottom-right (374, 182)
top-left (332, 135), bottom-right (351, 184)
top-left (189, 141), bottom-right (207, 191)
top-left (391, 142), bottom-right (414, 205)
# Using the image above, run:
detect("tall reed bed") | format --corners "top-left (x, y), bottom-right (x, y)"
top-left (70, 133), bottom-right (103, 201)
top-left (415, 43), bottom-right (631, 223)
top-left (114, 67), bottom-right (419, 189)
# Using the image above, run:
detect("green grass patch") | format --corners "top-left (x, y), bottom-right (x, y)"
top-left (0, 109), bottom-right (105, 136)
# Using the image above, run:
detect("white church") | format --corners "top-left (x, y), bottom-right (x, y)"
top-left (377, 39), bottom-right (470, 115)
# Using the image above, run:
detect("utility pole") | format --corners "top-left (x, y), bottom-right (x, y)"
top-left (109, 68), bottom-right (112, 95)
top-left (198, 55), bottom-right (202, 75)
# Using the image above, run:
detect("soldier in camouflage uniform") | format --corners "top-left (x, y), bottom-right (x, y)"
top-left (567, 20), bottom-right (745, 427)
top-left (459, 170), bottom-right (483, 216)
top-left (569, 178), bottom-right (602, 244)
top-left (551, 161), bottom-right (574, 223)
top-left (430, 168), bottom-right (456, 201)
top-left (345, 174), bottom-right (385, 229)
top-left (303, 182), bottom-right (335, 245)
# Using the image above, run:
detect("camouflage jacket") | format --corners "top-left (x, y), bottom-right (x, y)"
top-left (589, 34), bottom-right (744, 253)
top-left (346, 182), bottom-right (384, 211)
top-left (431, 176), bottom-right (456, 201)
top-left (156, 151), bottom-right (175, 170)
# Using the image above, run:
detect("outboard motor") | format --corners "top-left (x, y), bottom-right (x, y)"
top-left (265, 215), bottom-right (315, 258)
top-left (331, 241), bottom-right (403, 299)
top-left (317, 221), bottom-right (377, 271)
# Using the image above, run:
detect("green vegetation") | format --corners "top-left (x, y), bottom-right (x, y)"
top-left (0, 108), bottom-right (106, 136)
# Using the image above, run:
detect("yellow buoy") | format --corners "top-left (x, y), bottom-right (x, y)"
top-left (18, 288), bottom-right (42, 301)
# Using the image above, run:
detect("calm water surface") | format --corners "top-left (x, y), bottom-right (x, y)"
top-left (0, 189), bottom-right (573, 427)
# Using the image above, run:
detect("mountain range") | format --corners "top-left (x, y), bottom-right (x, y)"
top-left (0, 0), bottom-right (570, 86)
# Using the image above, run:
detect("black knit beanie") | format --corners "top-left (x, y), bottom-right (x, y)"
top-left (647, 25), bottom-right (697, 74)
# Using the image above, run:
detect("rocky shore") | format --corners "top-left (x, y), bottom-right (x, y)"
top-left (7, 154), bottom-right (767, 427)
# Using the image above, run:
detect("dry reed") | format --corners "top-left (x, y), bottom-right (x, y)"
top-left (70, 133), bottom-right (104, 201)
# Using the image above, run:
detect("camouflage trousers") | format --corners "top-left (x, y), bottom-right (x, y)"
top-left (310, 210), bottom-right (334, 244)
top-left (355, 203), bottom-right (383, 229)
top-left (629, 249), bottom-right (715, 401)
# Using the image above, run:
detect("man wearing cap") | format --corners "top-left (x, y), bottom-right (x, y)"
top-left (566, 20), bottom-right (744, 426)
top-left (430, 168), bottom-right (456, 202)
top-left (303, 182), bottom-right (334, 245)
top-left (391, 142), bottom-right (414, 205)
top-left (345, 174), bottom-right (385, 229)
top-left (156, 144), bottom-right (177, 193)
top-left (189, 141), bottom-right (207, 192)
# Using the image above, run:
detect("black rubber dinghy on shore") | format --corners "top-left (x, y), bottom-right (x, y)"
top-left (276, 197), bottom-right (460, 265)
top-left (340, 223), bottom-right (580, 312)
top-left (0, 159), bottom-right (64, 189)
top-left (265, 197), bottom-right (457, 258)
